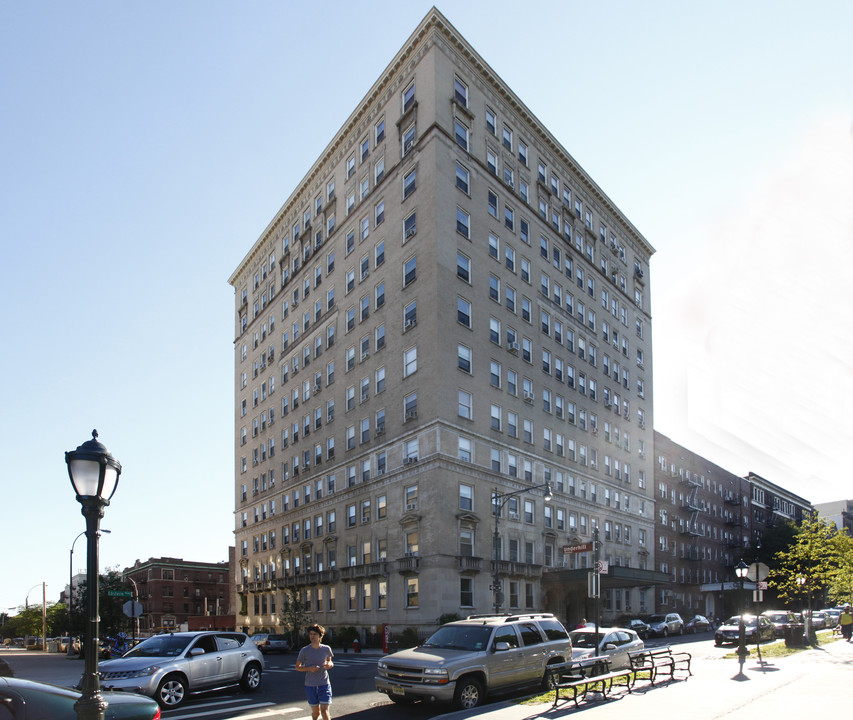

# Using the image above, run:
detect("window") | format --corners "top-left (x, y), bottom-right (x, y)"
top-left (457, 297), bottom-right (472, 328)
top-left (403, 256), bottom-right (417, 287)
top-left (458, 390), bottom-right (473, 419)
top-left (456, 162), bottom-right (470, 193)
top-left (404, 300), bottom-right (417, 329)
top-left (457, 344), bottom-right (472, 373)
top-left (402, 82), bottom-right (415, 112)
top-left (403, 347), bottom-right (418, 377)
top-left (488, 189), bottom-right (498, 217)
top-left (454, 76), bottom-right (468, 106)
top-left (456, 207), bottom-right (470, 238)
top-left (459, 483), bottom-right (473, 510)
top-left (458, 436), bottom-right (471, 462)
top-left (457, 251), bottom-right (471, 282)
top-left (489, 274), bottom-right (500, 302)
top-left (402, 123), bottom-right (416, 155)
top-left (403, 168), bottom-right (416, 198)
top-left (485, 107), bottom-right (496, 134)
top-left (404, 211), bottom-right (417, 240)
top-left (454, 119), bottom-right (469, 151)
top-left (406, 577), bottom-right (419, 607)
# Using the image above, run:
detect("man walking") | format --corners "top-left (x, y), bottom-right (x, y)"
top-left (839, 606), bottom-right (852, 642)
top-left (296, 624), bottom-right (335, 720)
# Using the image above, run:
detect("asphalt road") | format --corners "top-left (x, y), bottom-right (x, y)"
top-left (2, 633), bottom-right (730, 720)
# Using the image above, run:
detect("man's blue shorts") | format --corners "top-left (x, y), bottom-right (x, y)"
top-left (305, 683), bottom-right (332, 706)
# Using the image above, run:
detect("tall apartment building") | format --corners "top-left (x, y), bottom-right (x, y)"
top-left (654, 433), bottom-right (812, 621)
top-left (230, 9), bottom-right (659, 639)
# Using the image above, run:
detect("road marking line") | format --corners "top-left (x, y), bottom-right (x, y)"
top-left (167, 701), bottom-right (274, 718)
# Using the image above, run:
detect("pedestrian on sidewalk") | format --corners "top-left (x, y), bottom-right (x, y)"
top-left (839, 606), bottom-right (852, 641)
top-left (296, 624), bottom-right (335, 720)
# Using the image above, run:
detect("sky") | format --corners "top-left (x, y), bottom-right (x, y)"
top-left (1, 0), bottom-right (851, 615)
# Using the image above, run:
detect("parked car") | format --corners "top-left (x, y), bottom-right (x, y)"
top-left (714, 615), bottom-right (775, 646)
top-left (0, 676), bottom-right (160, 719)
top-left (645, 613), bottom-right (684, 637)
top-left (569, 627), bottom-right (644, 670)
top-left (375, 612), bottom-right (572, 710)
top-left (99, 631), bottom-right (263, 709)
top-left (624, 619), bottom-right (650, 639)
top-left (684, 615), bottom-right (712, 633)
top-left (251, 633), bottom-right (269, 649)
top-left (761, 610), bottom-right (800, 638)
top-left (807, 610), bottom-right (828, 630)
top-left (822, 609), bottom-right (840, 628)
top-left (259, 634), bottom-right (291, 654)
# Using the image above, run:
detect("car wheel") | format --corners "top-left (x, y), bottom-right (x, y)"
top-left (156, 674), bottom-right (188, 709)
top-left (679, 625), bottom-right (684, 636)
top-left (662, 628), bottom-right (668, 638)
top-left (453, 677), bottom-right (484, 710)
top-left (240, 662), bottom-right (262, 691)
top-left (542, 664), bottom-right (560, 691)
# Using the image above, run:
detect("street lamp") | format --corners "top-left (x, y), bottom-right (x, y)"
top-left (734, 560), bottom-right (749, 661)
top-left (70, 529), bottom-right (110, 643)
top-left (66, 430), bottom-right (121, 720)
top-left (491, 482), bottom-right (552, 613)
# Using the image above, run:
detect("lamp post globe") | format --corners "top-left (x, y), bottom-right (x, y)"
top-left (66, 430), bottom-right (121, 720)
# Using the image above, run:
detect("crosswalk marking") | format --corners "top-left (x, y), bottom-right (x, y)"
top-left (167, 701), bottom-right (274, 719)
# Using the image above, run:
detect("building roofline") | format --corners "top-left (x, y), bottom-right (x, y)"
top-left (229, 6), bottom-right (654, 287)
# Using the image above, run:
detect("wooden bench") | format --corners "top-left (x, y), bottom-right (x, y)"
top-left (628, 646), bottom-right (692, 685)
top-left (548, 656), bottom-right (633, 708)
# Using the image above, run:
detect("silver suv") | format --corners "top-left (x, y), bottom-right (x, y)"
top-left (645, 612), bottom-right (684, 638)
top-left (375, 613), bottom-right (572, 709)
top-left (99, 631), bottom-right (264, 709)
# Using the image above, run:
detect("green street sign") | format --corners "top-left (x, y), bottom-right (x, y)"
top-left (108, 590), bottom-right (133, 598)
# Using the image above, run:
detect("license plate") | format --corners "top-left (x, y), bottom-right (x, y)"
top-left (391, 685), bottom-right (405, 696)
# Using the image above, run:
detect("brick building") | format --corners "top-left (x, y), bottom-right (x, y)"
top-left (124, 556), bottom-right (232, 633)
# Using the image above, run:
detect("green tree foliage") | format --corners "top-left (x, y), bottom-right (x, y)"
top-left (0, 603), bottom-right (68, 640)
top-left (827, 530), bottom-right (853, 606)
top-left (77, 567), bottom-right (135, 638)
top-left (770, 516), bottom-right (842, 606)
top-left (278, 588), bottom-right (312, 646)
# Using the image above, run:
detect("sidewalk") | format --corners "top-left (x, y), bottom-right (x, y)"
top-left (435, 639), bottom-right (853, 720)
top-left (0, 648), bottom-right (85, 688)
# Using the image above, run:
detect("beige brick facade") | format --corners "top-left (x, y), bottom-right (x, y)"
top-left (229, 9), bottom-right (658, 642)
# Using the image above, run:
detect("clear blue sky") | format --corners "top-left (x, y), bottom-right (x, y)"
top-left (2, 0), bottom-right (851, 614)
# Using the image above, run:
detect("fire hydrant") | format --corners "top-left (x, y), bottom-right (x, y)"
top-left (353, 638), bottom-right (361, 653)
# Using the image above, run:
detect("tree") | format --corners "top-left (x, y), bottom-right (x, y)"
top-left (77, 567), bottom-right (134, 639)
top-left (827, 529), bottom-right (853, 606)
top-left (278, 588), bottom-right (312, 646)
top-left (769, 516), bottom-right (840, 608)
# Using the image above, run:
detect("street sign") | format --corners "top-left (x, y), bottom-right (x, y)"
top-left (108, 590), bottom-right (133, 598)
top-left (747, 562), bottom-right (769, 583)
top-left (753, 590), bottom-right (764, 602)
top-left (596, 561), bottom-right (609, 575)
top-left (563, 542), bottom-right (593, 554)
top-left (758, 581), bottom-right (768, 591)
top-left (123, 600), bottom-right (143, 618)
